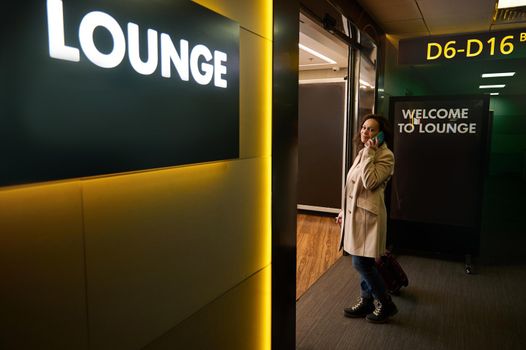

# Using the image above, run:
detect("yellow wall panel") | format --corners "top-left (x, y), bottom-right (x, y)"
top-left (2, 0), bottom-right (273, 349)
top-left (144, 265), bottom-right (271, 350)
top-left (0, 183), bottom-right (88, 349)
top-left (240, 29), bottom-right (273, 159)
top-left (193, 0), bottom-right (272, 40)
top-left (82, 157), bottom-right (270, 350)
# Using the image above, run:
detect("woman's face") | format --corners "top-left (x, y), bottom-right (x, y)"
top-left (360, 118), bottom-right (380, 144)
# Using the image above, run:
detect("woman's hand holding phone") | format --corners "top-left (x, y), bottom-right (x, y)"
top-left (366, 137), bottom-right (379, 150)
top-left (366, 131), bottom-right (384, 150)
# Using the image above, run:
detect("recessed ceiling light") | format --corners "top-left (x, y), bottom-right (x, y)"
top-left (298, 44), bottom-right (336, 64)
top-left (479, 84), bottom-right (506, 88)
top-left (490, 92), bottom-right (500, 96)
top-left (497, 0), bottom-right (526, 9)
top-left (299, 63), bottom-right (334, 68)
top-left (481, 72), bottom-right (516, 78)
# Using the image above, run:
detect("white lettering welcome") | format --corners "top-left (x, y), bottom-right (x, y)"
top-left (46, 0), bottom-right (228, 88)
top-left (401, 108), bottom-right (469, 120)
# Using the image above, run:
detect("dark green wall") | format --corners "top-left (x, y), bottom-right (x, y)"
top-left (377, 37), bottom-right (432, 116)
top-left (482, 96), bottom-right (526, 263)
top-left (378, 37), bottom-right (526, 263)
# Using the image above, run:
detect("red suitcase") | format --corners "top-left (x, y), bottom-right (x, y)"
top-left (375, 250), bottom-right (409, 295)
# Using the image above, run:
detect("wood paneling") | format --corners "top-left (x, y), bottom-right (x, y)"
top-left (296, 212), bottom-right (342, 299)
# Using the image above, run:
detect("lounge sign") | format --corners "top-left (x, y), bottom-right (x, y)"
top-left (399, 28), bottom-right (526, 64)
top-left (0, 0), bottom-right (240, 186)
top-left (47, 0), bottom-right (229, 87)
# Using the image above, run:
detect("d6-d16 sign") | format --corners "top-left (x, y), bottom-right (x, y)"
top-left (399, 29), bottom-right (526, 64)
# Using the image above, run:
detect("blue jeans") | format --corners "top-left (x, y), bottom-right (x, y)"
top-left (352, 255), bottom-right (388, 300)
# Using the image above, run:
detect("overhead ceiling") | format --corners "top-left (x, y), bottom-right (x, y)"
top-left (355, 0), bottom-right (526, 39)
top-left (356, 0), bottom-right (526, 96)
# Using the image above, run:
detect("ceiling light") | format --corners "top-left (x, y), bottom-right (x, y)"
top-left (490, 92), bottom-right (500, 95)
top-left (479, 84), bottom-right (506, 88)
top-left (481, 72), bottom-right (516, 78)
top-left (299, 63), bottom-right (334, 68)
top-left (497, 0), bottom-right (526, 9)
top-left (298, 43), bottom-right (336, 64)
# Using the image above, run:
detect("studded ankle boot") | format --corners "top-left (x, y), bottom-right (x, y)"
top-left (366, 296), bottom-right (398, 323)
top-left (344, 297), bottom-right (375, 318)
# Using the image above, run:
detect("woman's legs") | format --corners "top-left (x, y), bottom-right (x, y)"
top-left (351, 255), bottom-right (387, 300)
top-left (349, 255), bottom-right (398, 323)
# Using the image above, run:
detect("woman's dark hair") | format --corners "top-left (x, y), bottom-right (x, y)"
top-left (353, 114), bottom-right (393, 150)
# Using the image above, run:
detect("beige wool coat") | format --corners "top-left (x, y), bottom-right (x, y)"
top-left (339, 143), bottom-right (395, 258)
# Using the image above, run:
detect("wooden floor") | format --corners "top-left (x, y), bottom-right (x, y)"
top-left (297, 254), bottom-right (526, 350)
top-left (296, 211), bottom-right (342, 299)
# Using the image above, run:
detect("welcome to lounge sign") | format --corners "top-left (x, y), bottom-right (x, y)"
top-left (389, 96), bottom-right (490, 228)
top-left (0, 0), bottom-right (240, 186)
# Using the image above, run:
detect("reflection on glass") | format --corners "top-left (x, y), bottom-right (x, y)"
top-left (357, 52), bottom-right (376, 122)
top-left (356, 29), bottom-right (377, 124)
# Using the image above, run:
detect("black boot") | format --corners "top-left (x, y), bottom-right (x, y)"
top-left (366, 296), bottom-right (398, 323)
top-left (344, 297), bottom-right (375, 318)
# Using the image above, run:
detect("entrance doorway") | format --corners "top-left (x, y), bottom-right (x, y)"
top-left (296, 12), bottom-right (350, 299)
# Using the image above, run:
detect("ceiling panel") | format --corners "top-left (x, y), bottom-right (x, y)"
top-left (358, 0), bottom-right (499, 37)
top-left (357, 0), bottom-right (525, 96)
top-left (383, 19), bottom-right (429, 34)
top-left (419, 0), bottom-right (495, 33)
top-left (417, 0), bottom-right (495, 17)
top-left (426, 20), bottom-right (494, 35)
top-left (356, 0), bottom-right (422, 22)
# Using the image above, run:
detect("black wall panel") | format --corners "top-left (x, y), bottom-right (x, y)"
top-left (1, 0), bottom-right (239, 186)
top-left (298, 82), bottom-right (345, 209)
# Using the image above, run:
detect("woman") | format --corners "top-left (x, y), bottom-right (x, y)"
top-left (337, 114), bottom-right (397, 324)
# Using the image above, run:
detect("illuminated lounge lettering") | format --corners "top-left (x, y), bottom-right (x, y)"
top-left (46, 0), bottom-right (228, 88)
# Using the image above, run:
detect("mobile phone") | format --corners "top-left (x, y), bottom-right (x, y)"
top-left (372, 131), bottom-right (384, 144)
